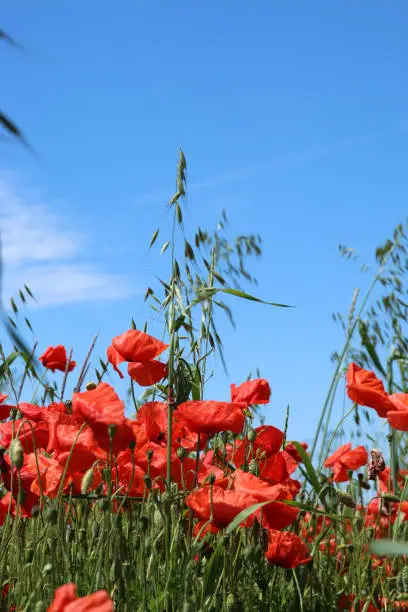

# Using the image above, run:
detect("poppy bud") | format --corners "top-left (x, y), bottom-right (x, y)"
top-left (154, 509), bottom-right (164, 530)
top-left (248, 429), bottom-right (257, 443)
top-left (208, 473), bottom-right (216, 485)
top-left (81, 467), bottom-right (94, 495)
top-left (42, 563), bottom-right (53, 575)
top-left (382, 493), bottom-right (400, 503)
top-left (10, 439), bottom-right (24, 469)
top-left (86, 381), bottom-right (97, 390)
top-left (176, 447), bottom-right (186, 460)
top-left (336, 492), bottom-right (356, 509)
top-left (146, 449), bottom-right (154, 460)
top-left (357, 473), bottom-right (370, 490)
top-left (9, 408), bottom-right (17, 421)
top-left (220, 432), bottom-right (228, 445)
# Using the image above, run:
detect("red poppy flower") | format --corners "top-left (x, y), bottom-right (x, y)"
top-left (284, 441), bottom-right (308, 464)
top-left (233, 470), bottom-right (298, 530)
top-left (233, 425), bottom-right (284, 468)
top-left (135, 441), bottom-right (195, 489)
top-left (387, 394), bottom-right (408, 430)
top-left (324, 443), bottom-right (368, 482)
top-left (260, 451), bottom-right (290, 484)
top-left (346, 363), bottom-right (395, 418)
top-left (48, 583), bottom-right (113, 612)
top-left (72, 383), bottom-right (125, 426)
top-left (107, 329), bottom-right (168, 386)
top-left (177, 401), bottom-right (245, 435)
top-left (264, 529), bottom-right (311, 568)
top-left (186, 485), bottom-right (255, 527)
top-left (0, 419), bottom-right (49, 453)
top-left (230, 378), bottom-right (270, 406)
top-left (27, 453), bottom-right (70, 498)
top-left (0, 492), bottom-right (15, 525)
top-left (0, 395), bottom-right (12, 420)
top-left (39, 345), bottom-right (76, 373)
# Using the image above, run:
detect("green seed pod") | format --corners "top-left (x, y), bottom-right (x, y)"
top-left (153, 509), bottom-right (164, 530)
top-left (176, 446), bottom-right (186, 460)
top-left (382, 493), bottom-right (401, 503)
top-left (45, 506), bottom-right (58, 525)
top-left (81, 467), bottom-right (94, 495)
top-left (143, 474), bottom-right (152, 489)
top-left (337, 492), bottom-right (356, 509)
top-left (85, 381), bottom-right (97, 390)
top-left (10, 438), bottom-right (24, 469)
top-left (208, 472), bottom-right (216, 485)
top-left (108, 424), bottom-right (117, 440)
top-left (146, 448), bottom-right (154, 460)
top-left (220, 432), bottom-right (228, 445)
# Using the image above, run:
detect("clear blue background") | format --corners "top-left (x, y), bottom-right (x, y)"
top-left (1, 1), bottom-right (408, 445)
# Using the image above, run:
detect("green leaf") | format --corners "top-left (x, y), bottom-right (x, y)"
top-left (0, 351), bottom-right (19, 378)
top-left (196, 287), bottom-right (292, 308)
top-left (225, 501), bottom-right (271, 534)
top-left (283, 500), bottom-right (341, 522)
top-left (370, 539), bottom-right (408, 557)
top-left (291, 441), bottom-right (322, 496)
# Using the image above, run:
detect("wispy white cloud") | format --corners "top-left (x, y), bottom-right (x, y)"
top-left (0, 178), bottom-right (135, 307)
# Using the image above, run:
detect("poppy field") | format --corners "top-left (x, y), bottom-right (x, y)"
top-left (2, 155), bottom-right (408, 611)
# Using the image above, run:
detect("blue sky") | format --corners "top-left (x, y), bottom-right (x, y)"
top-left (1, 1), bottom-right (408, 446)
